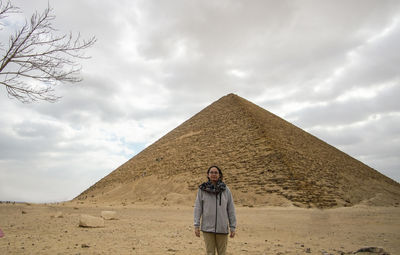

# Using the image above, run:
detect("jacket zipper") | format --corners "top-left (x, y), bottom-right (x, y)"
top-left (215, 192), bottom-right (218, 233)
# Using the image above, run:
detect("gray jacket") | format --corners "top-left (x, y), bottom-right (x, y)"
top-left (194, 186), bottom-right (236, 234)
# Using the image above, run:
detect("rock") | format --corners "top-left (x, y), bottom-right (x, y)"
top-left (51, 211), bottom-right (63, 218)
top-left (78, 214), bottom-right (104, 228)
top-left (101, 211), bottom-right (117, 220)
top-left (355, 247), bottom-right (389, 254)
top-left (0, 228), bottom-right (4, 238)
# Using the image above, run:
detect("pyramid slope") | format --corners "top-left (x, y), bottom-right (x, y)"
top-left (76, 94), bottom-right (400, 208)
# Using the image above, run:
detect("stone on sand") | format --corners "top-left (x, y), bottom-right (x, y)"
top-left (51, 211), bottom-right (63, 218)
top-left (355, 247), bottom-right (389, 254)
top-left (101, 210), bottom-right (117, 220)
top-left (79, 214), bottom-right (104, 228)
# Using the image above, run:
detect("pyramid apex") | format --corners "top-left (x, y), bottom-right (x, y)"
top-left (215, 93), bottom-right (245, 104)
top-left (223, 93), bottom-right (240, 99)
top-left (226, 92), bottom-right (238, 97)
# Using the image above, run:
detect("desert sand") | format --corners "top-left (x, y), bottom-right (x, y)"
top-left (0, 202), bottom-right (399, 254)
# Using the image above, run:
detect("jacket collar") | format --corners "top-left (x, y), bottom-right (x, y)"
top-left (199, 180), bottom-right (226, 194)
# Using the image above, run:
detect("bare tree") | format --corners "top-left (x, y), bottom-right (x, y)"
top-left (0, 1), bottom-right (96, 103)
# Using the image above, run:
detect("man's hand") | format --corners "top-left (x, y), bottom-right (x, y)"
top-left (195, 227), bottom-right (200, 237)
top-left (230, 230), bottom-right (235, 238)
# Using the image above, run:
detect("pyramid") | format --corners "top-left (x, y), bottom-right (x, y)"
top-left (75, 93), bottom-right (400, 208)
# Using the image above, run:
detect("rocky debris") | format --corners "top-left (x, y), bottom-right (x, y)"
top-left (78, 214), bottom-right (104, 228)
top-left (0, 228), bottom-right (4, 238)
top-left (51, 211), bottom-right (63, 218)
top-left (101, 210), bottom-right (117, 220)
top-left (354, 247), bottom-right (390, 254)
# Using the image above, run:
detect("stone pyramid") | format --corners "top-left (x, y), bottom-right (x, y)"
top-left (75, 93), bottom-right (400, 208)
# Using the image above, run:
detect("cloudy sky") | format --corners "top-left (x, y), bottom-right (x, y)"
top-left (0, 0), bottom-right (399, 203)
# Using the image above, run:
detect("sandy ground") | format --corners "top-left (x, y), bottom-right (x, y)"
top-left (0, 202), bottom-right (399, 254)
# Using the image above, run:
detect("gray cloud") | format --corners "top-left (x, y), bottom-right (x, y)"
top-left (1, 0), bottom-right (399, 202)
top-left (286, 80), bottom-right (400, 128)
top-left (310, 112), bottom-right (400, 180)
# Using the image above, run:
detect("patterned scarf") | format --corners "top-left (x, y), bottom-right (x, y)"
top-left (199, 180), bottom-right (226, 194)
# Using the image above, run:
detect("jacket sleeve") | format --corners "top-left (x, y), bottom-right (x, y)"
top-left (227, 187), bottom-right (237, 231)
top-left (193, 189), bottom-right (202, 227)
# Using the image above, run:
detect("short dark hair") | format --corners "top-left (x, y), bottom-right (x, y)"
top-left (207, 165), bottom-right (223, 180)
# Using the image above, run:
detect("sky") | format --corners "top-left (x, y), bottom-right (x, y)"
top-left (0, 0), bottom-right (399, 203)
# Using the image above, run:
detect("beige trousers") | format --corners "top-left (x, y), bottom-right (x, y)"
top-left (203, 232), bottom-right (228, 255)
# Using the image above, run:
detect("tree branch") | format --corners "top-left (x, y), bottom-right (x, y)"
top-left (0, 1), bottom-right (96, 103)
